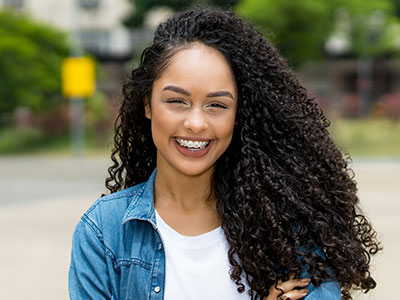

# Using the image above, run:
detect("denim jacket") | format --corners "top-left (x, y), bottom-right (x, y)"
top-left (69, 169), bottom-right (341, 300)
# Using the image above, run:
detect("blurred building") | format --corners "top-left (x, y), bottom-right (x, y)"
top-left (299, 59), bottom-right (400, 118)
top-left (0, 0), bottom-right (134, 61)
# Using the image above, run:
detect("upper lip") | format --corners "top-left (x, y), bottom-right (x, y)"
top-left (174, 136), bottom-right (213, 141)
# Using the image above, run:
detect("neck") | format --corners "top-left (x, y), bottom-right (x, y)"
top-left (154, 163), bottom-right (215, 212)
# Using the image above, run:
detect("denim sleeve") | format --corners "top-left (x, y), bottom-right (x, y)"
top-left (299, 246), bottom-right (342, 299)
top-left (304, 280), bottom-right (341, 299)
top-left (69, 217), bottom-right (113, 300)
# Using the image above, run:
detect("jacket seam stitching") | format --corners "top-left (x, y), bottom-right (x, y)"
top-left (123, 186), bottom-right (145, 218)
top-left (80, 214), bottom-right (117, 265)
top-left (99, 190), bottom-right (140, 203)
top-left (85, 189), bottom-right (141, 216)
top-left (115, 258), bottom-right (152, 271)
top-left (99, 184), bottom-right (145, 202)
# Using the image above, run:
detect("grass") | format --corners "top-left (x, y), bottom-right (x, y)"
top-left (0, 126), bottom-right (111, 156)
top-left (329, 118), bottom-right (400, 157)
top-left (0, 118), bottom-right (399, 157)
top-left (0, 127), bottom-right (48, 153)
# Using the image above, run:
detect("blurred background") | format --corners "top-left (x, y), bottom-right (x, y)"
top-left (0, 0), bottom-right (398, 299)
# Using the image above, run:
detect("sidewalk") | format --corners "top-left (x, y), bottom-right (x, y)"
top-left (0, 194), bottom-right (94, 300)
top-left (0, 156), bottom-right (398, 299)
top-left (350, 159), bottom-right (400, 300)
top-left (0, 155), bottom-right (107, 299)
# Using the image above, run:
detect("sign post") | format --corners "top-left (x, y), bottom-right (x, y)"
top-left (62, 56), bottom-right (95, 157)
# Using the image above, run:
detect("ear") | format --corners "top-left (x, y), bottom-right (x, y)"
top-left (144, 98), bottom-right (151, 119)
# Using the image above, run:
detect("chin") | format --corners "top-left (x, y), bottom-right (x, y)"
top-left (175, 163), bottom-right (214, 178)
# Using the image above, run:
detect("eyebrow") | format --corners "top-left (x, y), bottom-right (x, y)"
top-left (162, 85), bottom-right (191, 96)
top-left (162, 85), bottom-right (234, 100)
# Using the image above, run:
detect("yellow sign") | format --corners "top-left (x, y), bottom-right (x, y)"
top-left (62, 57), bottom-right (95, 98)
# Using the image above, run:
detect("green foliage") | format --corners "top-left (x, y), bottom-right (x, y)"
top-left (85, 92), bottom-right (114, 145)
top-left (0, 92), bottom-right (115, 153)
top-left (334, 0), bottom-right (397, 57)
top-left (123, 0), bottom-right (239, 28)
top-left (236, 0), bottom-right (334, 66)
top-left (0, 10), bottom-right (68, 117)
top-left (236, 0), bottom-right (400, 65)
top-left (394, 0), bottom-right (400, 16)
top-left (123, 0), bottom-right (400, 64)
top-left (0, 126), bottom-right (45, 153)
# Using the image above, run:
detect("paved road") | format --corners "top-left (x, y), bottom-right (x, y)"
top-left (0, 155), bottom-right (109, 205)
top-left (0, 155), bottom-right (109, 299)
top-left (0, 155), bottom-right (398, 299)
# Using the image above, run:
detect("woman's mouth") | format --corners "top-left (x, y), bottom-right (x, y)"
top-left (174, 138), bottom-right (210, 151)
top-left (173, 137), bottom-right (214, 157)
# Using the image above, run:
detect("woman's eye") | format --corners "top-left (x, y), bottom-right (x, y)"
top-left (166, 99), bottom-right (186, 105)
top-left (209, 103), bottom-right (227, 109)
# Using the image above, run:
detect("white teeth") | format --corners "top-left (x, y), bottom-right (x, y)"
top-left (175, 138), bottom-right (210, 150)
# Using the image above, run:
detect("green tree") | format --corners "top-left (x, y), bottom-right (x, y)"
top-left (123, 0), bottom-right (239, 28)
top-left (0, 10), bottom-right (68, 117)
top-left (235, 0), bottom-right (399, 65)
top-left (394, 0), bottom-right (400, 16)
top-left (236, 0), bottom-right (335, 65)
top-left (335, 0), bottom-right (398, 57)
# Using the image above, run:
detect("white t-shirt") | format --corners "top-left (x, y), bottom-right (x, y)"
top-left (155, 210), bottom-right (251, 300)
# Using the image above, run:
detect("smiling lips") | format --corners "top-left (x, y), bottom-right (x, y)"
top-left (175, 138), bottom-right (210, 150)
top-left (173, 137), bottom-right (213, 157)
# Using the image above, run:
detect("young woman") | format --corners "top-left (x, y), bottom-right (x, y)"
top-left (69, 6), bottom-right (381, 300)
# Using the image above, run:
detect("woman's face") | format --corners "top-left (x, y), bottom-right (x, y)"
top-left (146, 43), bottom-right (238, 177)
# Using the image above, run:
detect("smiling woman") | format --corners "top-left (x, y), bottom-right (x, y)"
top-left (68, 5), bottom-right (381, 300)
top-left (145, 43), bottom-right (237, 177)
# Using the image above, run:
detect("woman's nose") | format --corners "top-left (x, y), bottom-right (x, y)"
top-left (183, 108), bottom-right (208, 132)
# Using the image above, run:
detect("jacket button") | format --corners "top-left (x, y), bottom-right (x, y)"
top-left (154, 286), bottom-right (161, 293)
top-left (158, 243), bottom-right (163, 250)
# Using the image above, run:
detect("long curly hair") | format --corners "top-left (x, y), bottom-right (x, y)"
top-left (105, 6), bottom-right (381, 300)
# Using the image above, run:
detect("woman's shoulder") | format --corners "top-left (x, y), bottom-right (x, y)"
top-left (78, 182), bottom-right (148, 234)
top-left (95, 181), bottom-right (147, 209)
top-left (69, 181), bottom-right (154, 288)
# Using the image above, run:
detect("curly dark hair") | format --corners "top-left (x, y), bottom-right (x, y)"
top-left (105, 6), bottom-right (381, 300)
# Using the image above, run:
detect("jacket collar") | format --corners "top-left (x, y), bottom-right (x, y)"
top-left (122, 168), bottom-right (157, 226)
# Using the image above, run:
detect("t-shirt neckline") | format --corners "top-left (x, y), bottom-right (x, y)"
top-left (155, 209), bottom-right (223, 249)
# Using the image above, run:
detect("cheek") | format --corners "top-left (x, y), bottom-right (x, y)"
top-left (150, 109), bottom-right (176, 141)
top-left (215, 113), bottom-right (236, 141)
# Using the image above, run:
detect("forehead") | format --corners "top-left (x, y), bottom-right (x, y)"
top-left (153, 43), bottom-right (237, 94)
